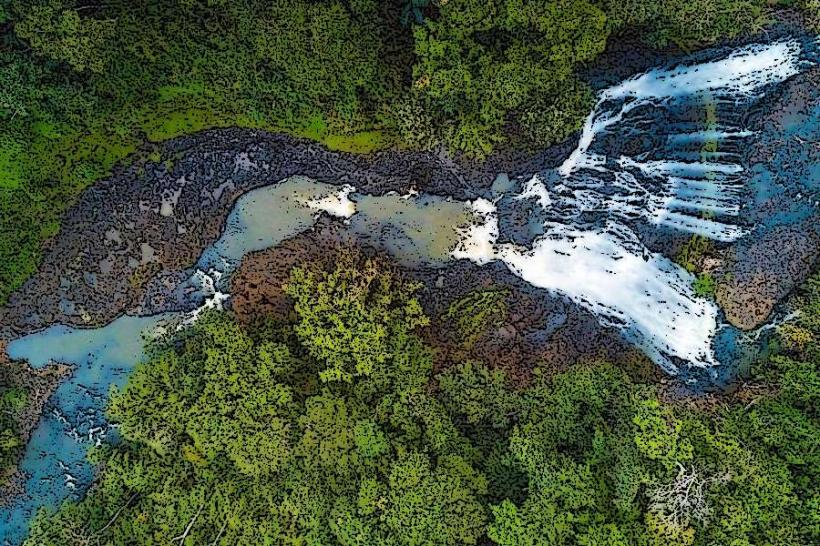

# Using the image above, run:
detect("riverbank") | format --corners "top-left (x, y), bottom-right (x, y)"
top-left (0, 7), bottom-right (817, 542)
top-left (0, 346), bottom-right (70, 502)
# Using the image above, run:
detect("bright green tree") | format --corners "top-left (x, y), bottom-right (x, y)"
top-left (286, 253), bottom-right (429, 383)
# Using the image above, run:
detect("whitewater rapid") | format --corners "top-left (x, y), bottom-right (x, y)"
top-left (492, 39), bottom-right (809, 372)
top-left (1, 37), bottom-right (815, 543)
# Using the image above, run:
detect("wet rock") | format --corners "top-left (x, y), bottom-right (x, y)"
top-left (716, 223), bottom-right (819, 329)
top-left (715, 64), bottom-right (820, 330)
top-left (0, 130), bottom-right (571, 338)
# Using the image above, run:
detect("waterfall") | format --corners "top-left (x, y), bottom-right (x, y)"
top-left (489, 40), bottom-right (807, 372)
top-left (560, 39), bottom-right (802, 179)
top-left (497, 223), bottom-right (719, 371)
top-left (558, 40), bottom-right (804, 237)
top-left (2, 37), bottom-right (813, 543)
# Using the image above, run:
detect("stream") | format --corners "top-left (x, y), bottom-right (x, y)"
top-left (1, 38), bottom-right (818, 543)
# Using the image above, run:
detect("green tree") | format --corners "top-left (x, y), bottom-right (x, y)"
top-left (382, 452), bottom-right (488, 545)
top-left (286, 254), bottom-right (429, 383)
top-left (412, 0), bottom-right (608, 155)
top-left (109, 312), bottom-right (299, 475)
top-left (13, 0), bottom-right (115, 73)
top-left (22, 266), bottom-right (820, 546)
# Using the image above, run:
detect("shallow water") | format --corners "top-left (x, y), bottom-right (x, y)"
top-left (197, 176), bottom-right (355, 275)
top-left (2, 315), bottom-right (171, 544)
top-left (2, 37), bottom-right (818, 544)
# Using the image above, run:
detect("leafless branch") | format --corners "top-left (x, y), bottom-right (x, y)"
top-left (94, 492), bottom-right (139, 536)
top-left (172, 501), bottom-right (206, 544)
top-left (649, 463), bottom-right (726, 529)
top-left (209, 517), bottom-right (229, 546)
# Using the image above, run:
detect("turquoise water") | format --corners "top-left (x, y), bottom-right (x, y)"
top-left (2, 315), bottom-right (170, 544)
top-left (0, 37), bottom-right (817, 545)
top-left (196, 176), bottom-right (342, 275)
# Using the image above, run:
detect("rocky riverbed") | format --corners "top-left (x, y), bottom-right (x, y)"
top-left (0, 17), bottom-right (814, 486)
top-left (0, 130), bottom-right (575, 339)
top-left (714, 63), bottom-right (820, 329)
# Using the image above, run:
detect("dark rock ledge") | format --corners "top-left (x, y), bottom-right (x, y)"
top-left (0, 129), bottom-right (573, 339)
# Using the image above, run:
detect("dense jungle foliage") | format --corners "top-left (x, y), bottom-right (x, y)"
top-left (0, 385), bottom-right (26, 479)
top-left (1, 0), bottom-right (818, 303)
top-left (24, 259), bottom-right (819, 546)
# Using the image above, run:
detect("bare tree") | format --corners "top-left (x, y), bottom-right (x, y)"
top-left (648, 463), bottom-right (727, 529)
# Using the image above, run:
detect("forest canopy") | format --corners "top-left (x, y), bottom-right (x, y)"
top-left (24, 260), bottom-right (820, 545)
top-left (0, 2), bottom-right (817, 544)
top-left (1, 0), bottom-right (817, 302)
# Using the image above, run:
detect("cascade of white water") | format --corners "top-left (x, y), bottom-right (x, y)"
top-left (184, 268), bottom-right (230, 324)
top-left (451, 198), bottom-right (499, 264)
top-left (517, 175), bottom-right (553, 208)
top-left (606, 40), bottom-right (803, 100)
top-left (619, 158), bottom-right (744, 176)
top-left (558, 100), bottom-right (642, 176)
top-left (496, 39), bottom-right (806, 371)
top-left (557, 41), bottom-right (803, 226)
top-left (667, 130), bottom-right (755, 143)
top-left (496, 223), bottom-right (719, 372)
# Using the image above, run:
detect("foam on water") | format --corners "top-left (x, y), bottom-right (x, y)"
top-left (451, 198), bottom-right (499, 264)
top-left (303, 184), bottom-right (357, 218)
top-left (496, 223), bottom-right (719, 371)
top-left (1, 37), bottom-right (814, 544)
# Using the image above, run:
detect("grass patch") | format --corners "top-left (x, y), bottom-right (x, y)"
top-left (445, 289), bottom-right (509, 348)
top-left (692, 272), bottom-right (716, 298)
top-left (0, 100), bottom-right (393, 305)
top-left (323, 130), bottom-right (390, 153)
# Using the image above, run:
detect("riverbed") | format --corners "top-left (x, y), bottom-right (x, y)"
top-left (1, 35), bottom-right (818, 544)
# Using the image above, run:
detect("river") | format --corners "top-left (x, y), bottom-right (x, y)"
top-left (1, 37), bottom-right (818, 544)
